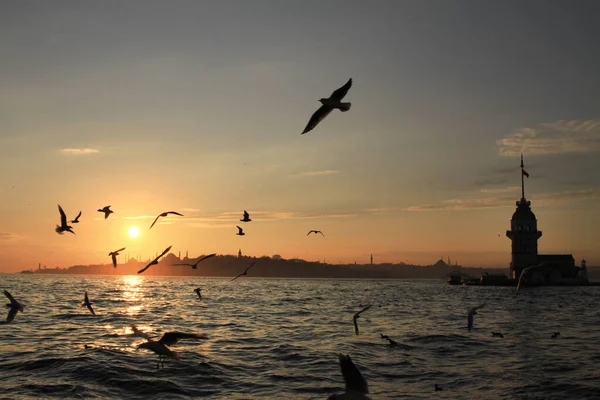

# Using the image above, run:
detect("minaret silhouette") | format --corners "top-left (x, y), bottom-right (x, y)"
top-left (370, 254), bottom-right (373, 265)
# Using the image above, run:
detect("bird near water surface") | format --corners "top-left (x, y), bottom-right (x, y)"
top-left (328, 354), bottom-right (370, 400)
top-left (230, 260), bottom-right (257, 282)
top-left (467, 303), bottom-right (486, 332)
top-left (302, 78), bottom-right (353, 135)
top-left (82, 292), bottom-right (95, 316)
top-left (130, 325), bottom-right (207, 369)
top-left (353, 305), bottom-right (372, 336)
top-left (3, 290), bottom-right (24, 324)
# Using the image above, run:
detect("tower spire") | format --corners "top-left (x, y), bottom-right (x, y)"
top-left (520, 153), bottom-right (525, 200)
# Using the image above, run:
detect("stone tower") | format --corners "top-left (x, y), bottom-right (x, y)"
top-left (506, 155), bottom-right (542, 279)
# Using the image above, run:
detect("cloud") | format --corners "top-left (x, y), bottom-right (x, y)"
top-left (405, 188), bottom-right (600, 211)
top-left (480, 186), bottom-right (520, 194)
top-left (497, 119), bottom-right (600, 156)
top-left (0, 232), bottom-right (20, 241)
top-left (60, 148), bottom-right (100, 155)
top-left (184, 210), bottom-right (357, 227)
top-left (289, 170), bottom-right (340, 178)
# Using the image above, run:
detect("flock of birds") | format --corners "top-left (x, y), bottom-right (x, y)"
top-left (1, 77), bottom-right (571, 398)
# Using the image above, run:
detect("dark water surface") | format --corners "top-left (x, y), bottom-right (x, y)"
top-left (1, 275), bottom-right (599, 399)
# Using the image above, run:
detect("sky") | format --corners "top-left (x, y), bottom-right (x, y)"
top-left (1, 0), bottom-right (599, 273)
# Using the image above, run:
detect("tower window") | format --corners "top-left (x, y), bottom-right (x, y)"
top-left (517, 224), bottom-right (523, 232)
top-left (524, 225), bottom-right (530, 232)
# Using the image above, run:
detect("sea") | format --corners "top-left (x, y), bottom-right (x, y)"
top-left (0, 275), bottom-right (599, 400)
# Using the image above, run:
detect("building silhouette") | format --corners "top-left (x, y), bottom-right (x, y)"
top-left (505, 155), bottom-right (584, 285)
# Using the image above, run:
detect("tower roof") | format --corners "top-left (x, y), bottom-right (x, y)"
top-left (511, 198), bottom-right (537, 221)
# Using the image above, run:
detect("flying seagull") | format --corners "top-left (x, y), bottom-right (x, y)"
top-left (130, 324), bottom-right (207, 369)
top-left (240, 210), bottom-right (251, 222)
top-left (149, 211), bottom-right (184, 230)
top-left (307, 230), bottom-right (325, 237)
top-left (171, 253), bottom-right (216, 269)
top-left (328, 354), bottom-right (370, 400)
top-left (109, 247), bottom-right (126, 268)
top-left (3, 290), bottom-right (24, 323)
top-left (55, 204), bottom-right (75, 235)
top-left (353, 305), bottom-right (372, 336)
top-left (82, 292), bottom-right (95, 316)
top-left (230, 260), bottom-right (257, 282)
top-left (380, 334), bottom-right (399, 347)
top-left (194, 288), bottom-right (202, 299)
top-left (467, 303), bottom-right (486, 332)
top-left (138, 246), bottom-right (172, 274)
top-left (236, 226), bottom-right (245, 236)
top-left (71, 211), bottom-right (82, 223)
top-left (516, 265), bottom-right (545, 293)
top-left (302, 78), bottom-right (353, 135)
top-left (97, 206), bottom-right (113, 219)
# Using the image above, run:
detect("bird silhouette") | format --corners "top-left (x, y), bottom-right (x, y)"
top-left (240, 210), bottom-right (251, 222)
top-left (82, 292), bottom-right (95, 316)
top-left (230, 260), bottom-right (257, 282)
top-left (149, 211), bottom-right (184, 230)
top-left (307, 230), bottom-right (325, 237)
top-left (55, 204), bottom-right (75, 235)
top-left (194, 288), bottom-right (202, 299)
top-left (551, 332), bottom-right (560, 338)
top-left (130, 325), bottom-right (207, 369)
top-left (468, 303), bottom-right (486, 332)
top-left (491, 332), bottom-right (504, 338)
top-left (138, 246), bottom-right (172, 274)
top-left (3, 290), bottom-right (24, 323)
top-left (435, 384), bottom-right (443, 391)
top-left (109, 247), bottom-right (126, 268)
top-left (70, 211), bottom-right (82, 223)
top-left (302, 78), bottom-right (353, 134)
top-left (236, 226), bottom-right (245, 236)
top-left (171, 253), bottom-right (216, 269)
top-left (380, 334), bottom-right (399, 347)
top-left (353, 305), bottom-right (372, 336)
top-left (97, 206), bottom-right (113, 219)
top-left (328, 354), bottom-right (370, 399)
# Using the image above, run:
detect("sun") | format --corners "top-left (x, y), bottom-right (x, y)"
top-left (128, 226), bottom-right (140, 238)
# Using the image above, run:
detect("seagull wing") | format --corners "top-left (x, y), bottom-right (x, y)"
top-left (353, 315), bottom-right (359, 335)
top-left (6, 306), bottom-right (18, 322)
top-left (131, 325), bottom-right (152, 340)
top-left (245, 260), bottom-right (257, 274)
top-left (338, 354), bottom-right (368, 394)
top-left (356, 305), bottom-right (372, 316)
top-left (318, 231), bottom-right (325, 237)
top-left (114, 247), bottom-right (126, 253)
top-left (236, 226), bottom-right (243, 234)
top-left (84, 292), bottom-right (89, 303)
top-left (330, 78), bottom-right (353, 101)
top-left (230, 272), bottom-right (244, 282)
top-left (111, 253), bottom-right (117, 267)
top-left (72, 211), bottom-right (82, 221)
top-left (149, 215), bottom-right (161, 230)
top-left (158, 331), bottom-right (207, 347)
top-left (157, 246), bottom-right (172, 259)
top-left (194, 253), bottom-right (217, 266)
top-left (58, 204), bottom-right (67, 226)
top-left (170, 263), bottom-right (193, 267)
top-left (138, 262), bottom-right (153, 274)
top-left (87, 303), bottom-right (95, 316)
top-left (243, 210), bottom-right (249, 219)
top-left (166, 211), bottom-right (184, 217)
top-left (469, 303), bottom-right (486, 315)
top-left (301, 105), bottom-right (332, 134)
top-left (3, 290), bottom-right (17, 305)
top-left (307, 230), bottom-right (314, 236)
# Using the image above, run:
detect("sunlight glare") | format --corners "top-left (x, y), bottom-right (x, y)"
top-left (128, 226), bottom-right (140, 238)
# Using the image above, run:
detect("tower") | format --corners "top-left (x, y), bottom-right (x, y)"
top-left (238, 249), bottom-right (242, 258)
top-left (370, 254), bottom-right (373, 265)
top-left (506, 155), bottom-right (542, 279)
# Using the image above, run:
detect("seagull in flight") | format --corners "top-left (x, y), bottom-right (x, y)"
top-left (3, 290), bottom-right (24, 323)
top-left (70, 211), bottom-right (82, 224)
top-left (55, 204), bottom-right (75, 235)
top-left (380, 334), bottom-right (399, 347)
top-left (467, 303), bottom-right (486, 332)
top-left (302, 78), bottom-right (353, 135)
top-left (328, 354), bottom-right (371, 400)
top-left (236, 226), bottom-right (245, 236)
top-left (230, 260), bottom-right (257, 282)
top-left (194, 288), bottom-right (202, 299)
top-left (82, 292), bottom-right (95, 316)
top-left (307, 230), bottom-right (325, 237)
top-left (130, 324), bottom-right (207, 369)
top-left (138, 246), bottom-right (172, 274)
top-left (240, 210), bottom-right (251, 222)
top-left (353, 305), bottom-right (371, 336)
top-left (516, 265), bottom-right (544, 293)
top-left (109, 247), bottom-right (126, 268)
top-left (171, 253), bottom-right (216, 269)
top-left (149, 211), bottom-right (184, 230)
top-left (97, 206), bottom-right (113, 219)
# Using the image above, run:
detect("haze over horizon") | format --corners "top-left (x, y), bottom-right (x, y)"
top-left (1, 1), bottom-right (599, 273)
